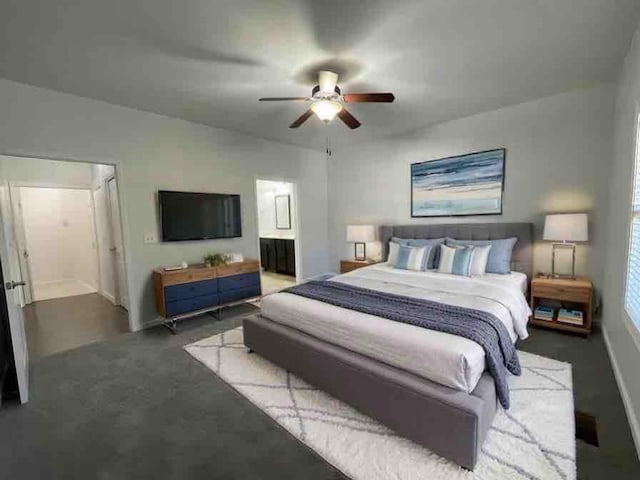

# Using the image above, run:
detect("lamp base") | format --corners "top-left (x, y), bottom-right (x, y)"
top-left (551, 242), bottom-right (576, 279)
top-left (354, 242), bottom-right (366, 262)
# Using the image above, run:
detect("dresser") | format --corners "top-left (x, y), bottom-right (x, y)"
top-left (153, 260), bottom-right (261, 331)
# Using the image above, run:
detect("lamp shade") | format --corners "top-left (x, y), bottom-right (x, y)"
top-left (346, 225), bottom-right (376, 243)
top-left (543, 213), bottom-right (588, 242)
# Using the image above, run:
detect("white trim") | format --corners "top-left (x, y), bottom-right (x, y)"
top-left (8, 180), bottom-right (93, 190)
top-left (77, 279), bottom-right (98, 292)
top-left (0, 150), bottom-right (137, 332)
top-left (602, 324), bottom-right (640, 459)
top-left (622, 106), bottom-right (640, 329)
top-left (98, 289), bottom-right (116, 305)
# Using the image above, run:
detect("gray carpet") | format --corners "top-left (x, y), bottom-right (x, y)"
top-left (0, 304), bottom-right (638, 479)
top-left (518, 325), bottom-right (640, 480)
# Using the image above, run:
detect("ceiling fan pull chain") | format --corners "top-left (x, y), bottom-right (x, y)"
top-left (326, 137), bottom-right (332, 157)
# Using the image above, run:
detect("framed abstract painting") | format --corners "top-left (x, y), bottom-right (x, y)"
top-left (411, 148), bottom-right (506, 217)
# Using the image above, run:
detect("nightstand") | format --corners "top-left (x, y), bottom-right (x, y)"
top-left (340, 259), bottom-right (378, 274)
top-left (530, 276), bottom-right (594, 336)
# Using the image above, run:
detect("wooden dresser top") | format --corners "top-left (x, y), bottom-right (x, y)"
top-left (153, 259), bottom-right (259, 286)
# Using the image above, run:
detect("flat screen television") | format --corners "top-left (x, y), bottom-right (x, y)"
top-left (159, 190), bottom-right (242, 242)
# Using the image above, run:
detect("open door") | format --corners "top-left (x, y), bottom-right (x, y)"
top-left (9, 187), bottom-right (33, 305)
top-left (107, 177), bottom-right (128, 309)
top-left (0, 182), bottom-right (28, 403)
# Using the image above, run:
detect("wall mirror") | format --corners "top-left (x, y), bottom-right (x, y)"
top-left (275, 194), bottom-right (291, 230)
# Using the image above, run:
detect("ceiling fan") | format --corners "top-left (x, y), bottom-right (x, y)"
top-left (259, 71), bottom-right (395, 129)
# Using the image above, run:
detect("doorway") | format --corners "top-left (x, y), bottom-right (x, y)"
top-left (0, 156), bottom-right (130, 365)
top-left (255, 179), bottom-right (299, 295)
top-left (17, 186), bottom-right (98, 301)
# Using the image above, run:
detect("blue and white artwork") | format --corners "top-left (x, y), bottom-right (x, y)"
top-left (411, 149), bottom-right (505, 217)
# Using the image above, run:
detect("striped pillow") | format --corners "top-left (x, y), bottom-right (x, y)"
top-left (387, 241), bottom-right (401, 265)
top-left (468, 244), bottom-right (492, 275)
top-left (392, 245), bottom-right (432, 272)
top-left (438, 244), bottom-right (476, 276)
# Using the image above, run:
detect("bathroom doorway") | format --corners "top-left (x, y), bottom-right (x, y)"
top-left (255, 179), bottom-right (299, 294)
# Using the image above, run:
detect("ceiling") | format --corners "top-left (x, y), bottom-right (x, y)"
top-left (1, 0), bottom-right (639, 151)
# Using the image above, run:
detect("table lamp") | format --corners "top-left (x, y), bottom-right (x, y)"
top-left (347, 225), bottom-right (375, 261)
top-left (543, 213), bottom-right (588, 279)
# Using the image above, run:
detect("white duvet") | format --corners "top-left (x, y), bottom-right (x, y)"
top-left (260, 264), bottom-right (532, 393)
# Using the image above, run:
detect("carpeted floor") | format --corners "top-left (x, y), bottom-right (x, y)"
top-left (0, 304), bottom-right (638, 479)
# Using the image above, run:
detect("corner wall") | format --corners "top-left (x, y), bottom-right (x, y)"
top-left (603, 23), bottom-right (640, 453)
top-left (0, 79), bottom-right (330, 330)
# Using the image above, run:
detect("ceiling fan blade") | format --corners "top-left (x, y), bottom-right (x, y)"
top-left (289, 109), bottom-right (314, 128)
top-left (318, 70), bottom-right (338, 93)
top-left (343, 93), bottom-right (395, 103)
top-left (337, 109), bottom-right (361, 129)
top-left (259, 97), bottom-right (311, 102)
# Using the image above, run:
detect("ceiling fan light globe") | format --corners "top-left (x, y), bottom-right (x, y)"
top-left (310, 100), bottom-right (343, 122)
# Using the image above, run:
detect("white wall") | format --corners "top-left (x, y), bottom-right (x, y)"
top-left (0, 155), bottom-right (94, 187)
top-left (328, 85), bottom-right (615, 291)
top-left (256, 180), bottom-right (296, 239)
top-left (19, 187), bottom-right (98, 289)
top-left (0, 78), bottom-right (330, 330)
top-left (602, 23), bottom-right (640, 452)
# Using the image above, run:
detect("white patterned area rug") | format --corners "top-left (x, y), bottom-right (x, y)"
top-left (185, 327), bottom-right (576, 480)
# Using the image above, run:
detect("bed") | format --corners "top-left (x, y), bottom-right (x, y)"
top-left (243, 222), bottom-right (533, 470)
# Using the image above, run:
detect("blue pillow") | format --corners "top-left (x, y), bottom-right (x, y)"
top-left (391, 237), bottom-right (446, 269)
top-left (446, 237), bottom-right (517, 274)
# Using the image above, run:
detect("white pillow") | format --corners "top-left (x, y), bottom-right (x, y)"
top-left (387, 241), bottom-right (400, 265)
top-left (469, 244), bottom-right (492, 275)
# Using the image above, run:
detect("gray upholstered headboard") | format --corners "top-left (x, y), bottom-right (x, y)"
top-left (380, 222), bottom-right (534, 280)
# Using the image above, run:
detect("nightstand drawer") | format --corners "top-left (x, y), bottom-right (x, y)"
top-left (532, 284), bottom-right (591, 302)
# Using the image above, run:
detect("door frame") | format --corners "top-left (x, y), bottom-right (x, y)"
top-left (8, 182), bottom-right (100, 305)
top-left (105, 175), bottom-right (128, 309)
top-left (0, 152), bottom-right (135, 332)
top-left (254, 176), bottom-right (302, 282)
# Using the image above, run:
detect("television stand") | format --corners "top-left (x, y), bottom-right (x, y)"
top-left (153, 260), bottom-right (261, 333)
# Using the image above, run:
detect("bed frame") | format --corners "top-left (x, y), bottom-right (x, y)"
top-left (244, 222), bottom-right (533, 470)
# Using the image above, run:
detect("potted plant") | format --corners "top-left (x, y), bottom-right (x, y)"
top-left (204, 253), bottom-right (229, 268)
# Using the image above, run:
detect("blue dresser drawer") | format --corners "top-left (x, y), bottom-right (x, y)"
top-left (165, 279), bottom-right (218, 302)
top-left (219, 284), bottom-right (261, 305)
top-left (166, 293), bottom-right (218, 317)
top-left (218, 272), bottom-right (260, 292)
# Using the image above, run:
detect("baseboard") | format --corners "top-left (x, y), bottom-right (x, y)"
top-left (98, 290), bottom-right (116, 304)
top-left (602, 325), bottom-right (640, 459)
top-left (77, 280), bottom-right (98, 292)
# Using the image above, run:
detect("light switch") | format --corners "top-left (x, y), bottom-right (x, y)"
top-left (143, 233), bottom-right (157, 244)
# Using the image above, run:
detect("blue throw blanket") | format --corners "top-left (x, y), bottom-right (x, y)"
top-left (283, 280), bottom-right (520, 408)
